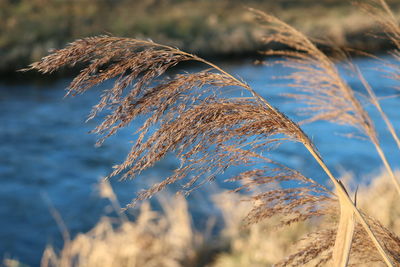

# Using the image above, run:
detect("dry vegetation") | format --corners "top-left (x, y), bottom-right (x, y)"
top-left (25, 171), bottom-right (399, 267)
top-left (41, 182), bottom-right (207, 267)
top-left (20, 0), bottom-right (400, 266)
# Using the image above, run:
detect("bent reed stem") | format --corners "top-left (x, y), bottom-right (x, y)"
top-left (374, 142), bottom-right (400, 196)
top-left (193, 55), bottom-right (394, 266)
top-left (304, 144), bottom-right (394, 267)
top-left (357, 68), bottom-right (400, 196)
top-left (363, 79), bottom-right (400, 150)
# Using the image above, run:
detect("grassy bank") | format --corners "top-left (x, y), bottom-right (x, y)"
top-left (4, 170), bottom-right (397, 267)
top-left (1, 0), bottom-right (400, 74)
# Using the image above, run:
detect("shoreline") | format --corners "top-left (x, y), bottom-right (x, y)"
top-left (1, 0), bottom-right (399, 80)
top-left (1, 43), bottom-right (397, 84)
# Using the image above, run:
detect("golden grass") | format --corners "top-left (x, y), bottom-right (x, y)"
top-left (35, 170), bottom-right (399, 267)
top-left (41, 181), bottom-right (206, 267)
top-left (253, 7), bottom-right (400, 196)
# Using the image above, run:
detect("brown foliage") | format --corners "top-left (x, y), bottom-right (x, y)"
top-left (252, 9), bottom-right (376, 140)
top-left (276, 214), bottom-right (400, 266)
top-left (228, 162), bottom-right (334, 227)
top-left (26, 36), bottom-right (313, 210)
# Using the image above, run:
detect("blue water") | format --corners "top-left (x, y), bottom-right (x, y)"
top-left (0, 57), bottom-right (399, 266)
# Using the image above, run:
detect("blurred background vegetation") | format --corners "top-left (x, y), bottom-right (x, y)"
top-left (1, 0), bottom-right (400, 75)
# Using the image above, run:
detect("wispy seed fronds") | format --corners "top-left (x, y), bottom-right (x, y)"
top-left (252, 8), bottom-right (400, 197)
top-left (277, 228), bottom-right (336, 267)
top-left (127, 99), bottom-right (307, 206)
top-left (360, 0), bottom-right (400, 50)
top-left (27, 36), bottom-right (312, 206)
top-left (247, 10), bottom-right (400, 264)
top-left (360, 0), bottom-right (400, 87)
top-left (251, 9), bottom-right (377, 141)
top-left (228, 163), bottom-right (335, 227)
top-left (27, 26), bottom-right (399, 266)
top-left (277, 215), bottom-right (400, 266)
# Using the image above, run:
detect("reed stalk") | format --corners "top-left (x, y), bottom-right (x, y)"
top-left (357, 68), bottom-right (400, 149)
top-left (304, 143), bottom-right (394, 266)
top-left (199, 54), bottom-right (394, 265)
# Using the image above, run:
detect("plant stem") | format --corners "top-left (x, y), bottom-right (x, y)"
top-left (171, 50), bottom-right (395, 266)
top-left (373, 141), bottom-right (400, 196)
top-left (304, 143), bottom-right (394, 267)
top-left (371, 95), bottom-right (400, 149)
top-left (357, 68), bottom-right (400, 195)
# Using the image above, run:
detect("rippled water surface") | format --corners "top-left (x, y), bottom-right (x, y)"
top-left (1, 58), bottom-right (399, 265)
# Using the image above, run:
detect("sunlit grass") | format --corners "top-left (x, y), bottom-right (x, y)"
top-left (31, 170), bottom-right (398, 267)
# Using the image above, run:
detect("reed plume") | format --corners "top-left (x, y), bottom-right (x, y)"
top-left (361, 0), bottom-right (400, 51)
top-left (252, 7), bottom-right (400, 198)
top-left (272, 172), bottom-right (400, 266)
top-left (276, 217), bottom-right (400, 267)
top-left (228, 160), bottom-right (334, 227)
top-left (229, 160), bottom-right (400, 266)
top-left (26, 35), bottom-right (312, 204)
top-left (356, 0), bottom-right (400, 151)
top-left (27, 26), bottom-right (396, 265)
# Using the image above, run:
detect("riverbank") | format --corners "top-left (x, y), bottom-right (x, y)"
top-left (4, 170), bottom-right (399, 266)
top-left (1, 0), bottom-right (400, 75)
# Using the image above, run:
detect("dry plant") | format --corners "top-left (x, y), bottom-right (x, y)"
top-left (26, 6), bottom-right (400, 266)
top-left (25, 36), bottom-right (320, 206)
top-left (225, 162), bottom-right (400, 266)
top-left (252, 4), bottom-right (400, 266)
top-left (357, 0), bottom-right (400, 149)
top-left (213, 170), bottom-right (400, 267)
top-left (1, 258), bottom-right (27, 267)
top-left (227, 160), bottom-right (334, 227)
top-left (361, 0), bottom-right (400, 52)
top-left (252, 7), bottom-right (400, 198)
top-left (41, 185), bottom-right (206, 267)
top-left (211, 192), bottom-right (314, 267)
top-left (39, 170), bottom-right (400, 267)
top-left (358, 170), bottom-right (400, 232)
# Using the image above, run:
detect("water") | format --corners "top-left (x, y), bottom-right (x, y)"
top-left (0, 57), bottom-right (399, 266)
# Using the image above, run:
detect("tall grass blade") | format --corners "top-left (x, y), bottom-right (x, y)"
top-left (356, 67), bottom-right (400, 149)
top-left (332, 192), bottom-right (355, 267)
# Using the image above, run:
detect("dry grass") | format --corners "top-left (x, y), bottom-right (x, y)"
top-left (25, 1), bottom-right (400, 266)
top-left (41, 188), bottom-right (206, 267)
top-left (215, 171), bottom-right (400, 267)
top-left (252, 2), bottom-right (400, 264)
top-left (253, 7), bottom-right (400, 196)
top-left (30, 170), bottom-right (399, 267)
top-left (357, 0), bottom-right (400, 149)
